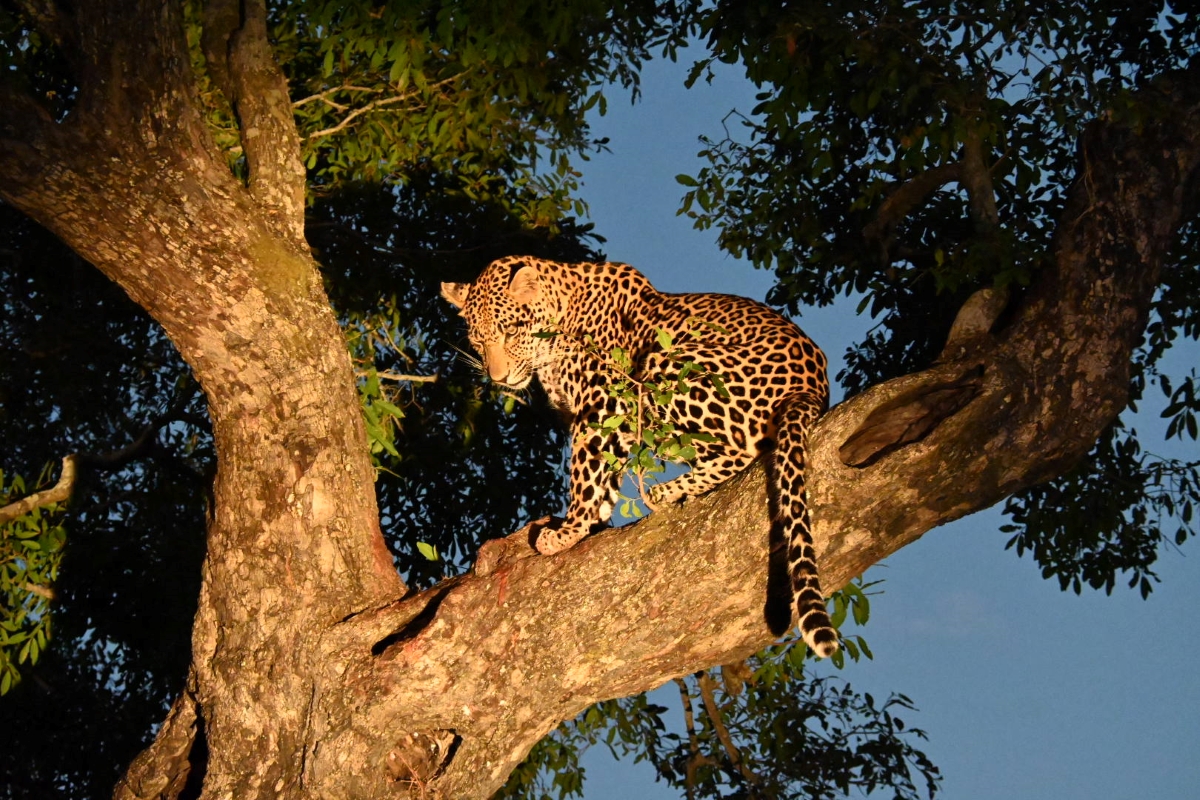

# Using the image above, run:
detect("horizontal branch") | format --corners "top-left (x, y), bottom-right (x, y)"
top-left (862, 162), bottom-right (963, 245)
top-left (373, 371), bottom-right (438, 383)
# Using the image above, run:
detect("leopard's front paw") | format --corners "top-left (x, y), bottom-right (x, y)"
top-left (646, 481), bottom-right (685, 509)
top-left (529, 518), bottom-right (590, 555)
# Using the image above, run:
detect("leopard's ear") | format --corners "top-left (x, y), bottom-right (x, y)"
top-left (440, 282), bottom-right (470, 309)
top-left (508, 265), bottom-right (540, 306)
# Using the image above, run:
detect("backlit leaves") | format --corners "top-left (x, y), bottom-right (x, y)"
top-left (0, 467), bottom-right (67, 696)
top-left (273, 0), bottom-right (697, 222)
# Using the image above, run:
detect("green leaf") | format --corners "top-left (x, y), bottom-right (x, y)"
top-left (373, 398), bottom-right (405, 419)
top-left (601, 414), bottom-right (626, 431)
top-left (416, 541), bottom-right (439, 561)
top-left (710, 373), bottom-right (730, 401)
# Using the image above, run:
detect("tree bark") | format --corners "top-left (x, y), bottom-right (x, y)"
top-left (1, 2), bottom-right (1198, 798)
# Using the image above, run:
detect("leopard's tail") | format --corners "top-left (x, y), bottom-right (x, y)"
top-left (768, 393), bottom-right (839, 658)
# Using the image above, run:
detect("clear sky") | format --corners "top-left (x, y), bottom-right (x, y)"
top-left (568, 55), bottom-right (1200, 800)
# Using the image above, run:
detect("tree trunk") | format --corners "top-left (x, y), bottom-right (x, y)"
top-left (2, 3), bottom-right (1198, 798)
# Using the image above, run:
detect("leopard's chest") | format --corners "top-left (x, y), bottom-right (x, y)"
top-left (537, 358), bottom-right (572, 412)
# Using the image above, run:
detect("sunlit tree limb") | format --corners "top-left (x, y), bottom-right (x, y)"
top-left (0, 456), bottom-right (76, 526)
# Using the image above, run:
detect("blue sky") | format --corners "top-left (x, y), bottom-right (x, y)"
top-left (567, 56), bottom-right (1200, 799)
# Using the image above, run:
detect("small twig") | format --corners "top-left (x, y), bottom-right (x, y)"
top-left (22, 582), bottom-right (55, 600)
top-left (305, 91), bottom-right (423, 140)
top-left (0, 455), bottom-right (76, 526)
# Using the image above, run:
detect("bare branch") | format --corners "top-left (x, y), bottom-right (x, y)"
top-left (292, 85), bottom-right (379, 110)
top-left (0, 456), bottom-right (76, 526)
top-left (697, 671), bottom-right (763, 791)
top-left (304, 90), bottom-right (425, 142)
top-left (864, 120), bottom-right (998, 267)
top-left (303, 74), bottom-right (467, 141)
top-left (961, 124), bottom-right (1000, 234)
top-left (676, 677), bottom-right (704, 800)
top-left (373, 371), bottom-right (439, 384)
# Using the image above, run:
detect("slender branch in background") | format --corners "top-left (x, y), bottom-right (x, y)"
top-left (697, 670), bottom-right (764, 793)
top-left (304, 91), bottom-right (426, 141)
top-left (961, 123), bottom-right (1000, 234)
top-left (374, 371), bottom-right (439, 383)
top-left (292, 84), bottom-right (379, 110)
top-left (0, 387), bottom-right (206, 524)
top-left (304, 73), bottom-right (467, 141)
top-left (675, 677), bottom-right (702, 800)
top-left (80, 389), bottom-right (204, 470)
top-left (0, 455), bottom-right (76, 525)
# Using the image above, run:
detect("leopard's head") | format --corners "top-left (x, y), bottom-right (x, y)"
top-left (441, 259), bottom-right (544, 390)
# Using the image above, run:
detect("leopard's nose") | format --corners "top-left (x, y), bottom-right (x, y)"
top-left (485, 348), bottom-right (511, 382)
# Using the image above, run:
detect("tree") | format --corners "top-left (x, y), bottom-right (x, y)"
top-left (0, 1), bottom-right (1196, 799)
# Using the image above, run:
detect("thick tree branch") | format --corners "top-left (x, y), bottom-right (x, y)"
top-left (204, 0), bottom-right (307, 243)
top-left (863, 162), bottom-right (963, 262)
top-left (113, 671), bottom-right (202, 800)
top-left (864, 120), bottom-right (999, 266)
top-left (961, 124), bottom-right (1000, 233)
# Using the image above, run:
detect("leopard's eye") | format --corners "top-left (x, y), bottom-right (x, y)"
top-left (502, 321), bottom-right (528, 336)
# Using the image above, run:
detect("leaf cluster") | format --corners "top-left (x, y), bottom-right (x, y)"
top-left (273, 0), bottom-right (699, 222)
top-left (0, 467), bottom-right (66, 696)
top-left (501, 661), bottom-right (939, 800)
top-left (682, 0), bottom-right (1199, 369)
top-left (547, 321), bottom-right (731, 513)
top-left (1003, 423), bottom-right (1198, 598)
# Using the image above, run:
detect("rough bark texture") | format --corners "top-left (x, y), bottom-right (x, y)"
top-left (2, 2), bottom-right (1199, 799)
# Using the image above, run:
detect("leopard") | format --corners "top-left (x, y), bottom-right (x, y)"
top-left (441, 255), bottom-right (838, 657)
